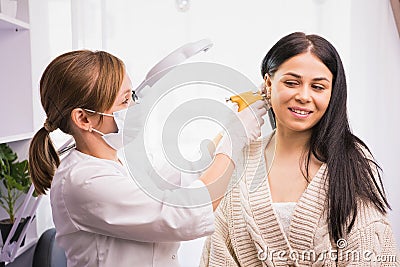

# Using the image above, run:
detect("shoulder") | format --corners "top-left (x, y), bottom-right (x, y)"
top-left (54, 149), bottom-right (126, 189)
top-left (241, 131), bottom-right (274, 162)
top-left (248, 131), bottom-right (274, 149)
top-left (345, 201), bottom-right (394, 247)
top-left (344, 203), bottom-right (399, 264)
top-left (61, 149), bottom-right (123, 172)
top-left (353, 138), bottom-right (377, 163)
top-left (52, 150), bottom-right (136, 210)
top-left (351, 200), bottom-right (391, 231)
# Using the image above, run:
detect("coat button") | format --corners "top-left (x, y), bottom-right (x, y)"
top-left (172, 254), bottom-right (176, 260)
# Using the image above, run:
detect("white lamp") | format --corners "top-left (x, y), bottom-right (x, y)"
top-left (57, 38), bottom-right (213, 155)
top-left (135, 38), bottom-right (213, 97)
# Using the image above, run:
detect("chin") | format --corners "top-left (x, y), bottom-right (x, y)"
top-left (286, 124), bottom-right (314, 133)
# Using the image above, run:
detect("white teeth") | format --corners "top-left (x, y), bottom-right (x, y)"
top-left (292, 109), bottom-right (309, 115)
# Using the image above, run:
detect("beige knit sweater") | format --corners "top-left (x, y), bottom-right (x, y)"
top-left (200, 134), bottom-right (399, 267)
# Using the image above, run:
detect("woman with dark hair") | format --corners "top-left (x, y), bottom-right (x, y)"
top-left (200, 32), bottom-right (399, 266)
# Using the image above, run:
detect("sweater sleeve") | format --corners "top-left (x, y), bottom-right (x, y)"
top-left (338, 214), bottom-right (399, 266)
top-left (199, 196), bottom-right (240, 267)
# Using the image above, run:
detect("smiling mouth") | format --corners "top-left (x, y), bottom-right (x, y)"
top-left (288, 108), bottom-right (313, 115)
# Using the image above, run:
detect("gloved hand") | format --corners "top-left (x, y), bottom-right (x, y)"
top-left (214, 100), bottom-right (267, 166)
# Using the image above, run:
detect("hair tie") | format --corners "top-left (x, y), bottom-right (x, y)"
top-left (44, 119), bottom-right (57, 132)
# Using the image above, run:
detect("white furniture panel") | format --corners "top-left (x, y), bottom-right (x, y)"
top-left (0, 6), bottom-right (33, 143)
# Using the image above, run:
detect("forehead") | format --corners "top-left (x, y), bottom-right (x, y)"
top-left (276, 52), bottom-right (332, 80)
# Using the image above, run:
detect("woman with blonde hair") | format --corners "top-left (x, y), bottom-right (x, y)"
top-left (28, 50), bottom-right (266, 266)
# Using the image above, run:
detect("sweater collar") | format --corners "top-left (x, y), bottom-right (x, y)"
top-left (229, 132), bottom-right (329, 266)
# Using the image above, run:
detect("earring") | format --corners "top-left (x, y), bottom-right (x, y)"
top-left (266, 88), bottom-right (271, 99)
top-left (266, 88), bottom-right (272, 108)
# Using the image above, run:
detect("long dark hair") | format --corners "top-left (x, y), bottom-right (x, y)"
top-left (261, 32), bottom-right (390, 242)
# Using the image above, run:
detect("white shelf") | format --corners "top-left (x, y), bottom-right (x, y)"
top-left (0, 13), bottom-right (29, 30)
top-left (0, 5), bottom-right (33, 145)
top-left (0, 0), bottom-right (38, 263)
top-left (0, 132), bottom-right (34, 144)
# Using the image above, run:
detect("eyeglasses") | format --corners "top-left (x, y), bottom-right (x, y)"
top-left (132, 90), bottom-right (139, 103)
top-left (83, 91), bottom-right (139, 113)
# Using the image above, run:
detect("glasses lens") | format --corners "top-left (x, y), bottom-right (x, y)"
top-left (132, 90), bottom-right (138, 102)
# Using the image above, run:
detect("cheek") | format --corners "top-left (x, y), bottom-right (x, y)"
top-left (271, 89), bottom-right (292, 109)
top-left (315, 93), bottom-right (331, 113)
top-left (98, 117), bottom-right (117, 132)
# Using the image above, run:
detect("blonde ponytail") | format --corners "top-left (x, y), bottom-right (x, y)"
top-left (28, 127), bottom-right (60, 195)
top-left (28, 50), bottom-right (124, 194)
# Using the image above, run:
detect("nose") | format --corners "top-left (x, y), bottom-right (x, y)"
top-left (295, 85), bottom-right (311, 103)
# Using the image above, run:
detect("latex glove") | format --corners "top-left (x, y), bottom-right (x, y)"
top-left (214, 100), bottom-right (267, 166)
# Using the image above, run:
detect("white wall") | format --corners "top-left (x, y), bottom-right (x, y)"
top-left (348, 0), bottom-right (400, 243)
top-left (35, 0), bottom-right (400, 266)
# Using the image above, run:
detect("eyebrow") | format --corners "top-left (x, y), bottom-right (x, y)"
top-left (118, 89), bottom-right (133, 102)
top-left (119, 88), bottom-right (132, 97)
top-left (122, 89), bottom-right (132, 94)
top-left (283, 72), bottom-right (330, 82)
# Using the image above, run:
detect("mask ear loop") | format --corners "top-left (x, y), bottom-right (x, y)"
top-left (83, 108), bottom-right (114, 117)
top-left (82, 108), bottom-right (112, 136)
top-left (90, 127), bottom-right (106, 136)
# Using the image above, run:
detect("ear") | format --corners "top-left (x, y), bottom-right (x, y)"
top-left (263, 74), bottom-right (273, 109)
top-left (71, 108), bottom-right (92, 132)
top-left (264, 74), bottom-right (272, 88)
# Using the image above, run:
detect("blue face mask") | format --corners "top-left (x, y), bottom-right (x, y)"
top-left (84, 108), bottom-right (127, 151)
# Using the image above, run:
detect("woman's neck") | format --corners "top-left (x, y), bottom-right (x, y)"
top-left (74, 133), bottom-right (119, 162)
top-left (274, 127), bottom-right (311, 156)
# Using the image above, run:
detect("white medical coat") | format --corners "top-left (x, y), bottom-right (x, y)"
top-left (50, 149), bottom-right (215, 267)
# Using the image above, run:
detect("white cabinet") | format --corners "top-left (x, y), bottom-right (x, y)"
top-left (0, 0), bottom-right (41, 262)
top-left (0, 0), bottom-right (33, 143)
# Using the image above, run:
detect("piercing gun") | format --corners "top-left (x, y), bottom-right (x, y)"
top-left (208, 91), bottom-right (267, 154)
top-left (226, 91), bottom-right (266, 112)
